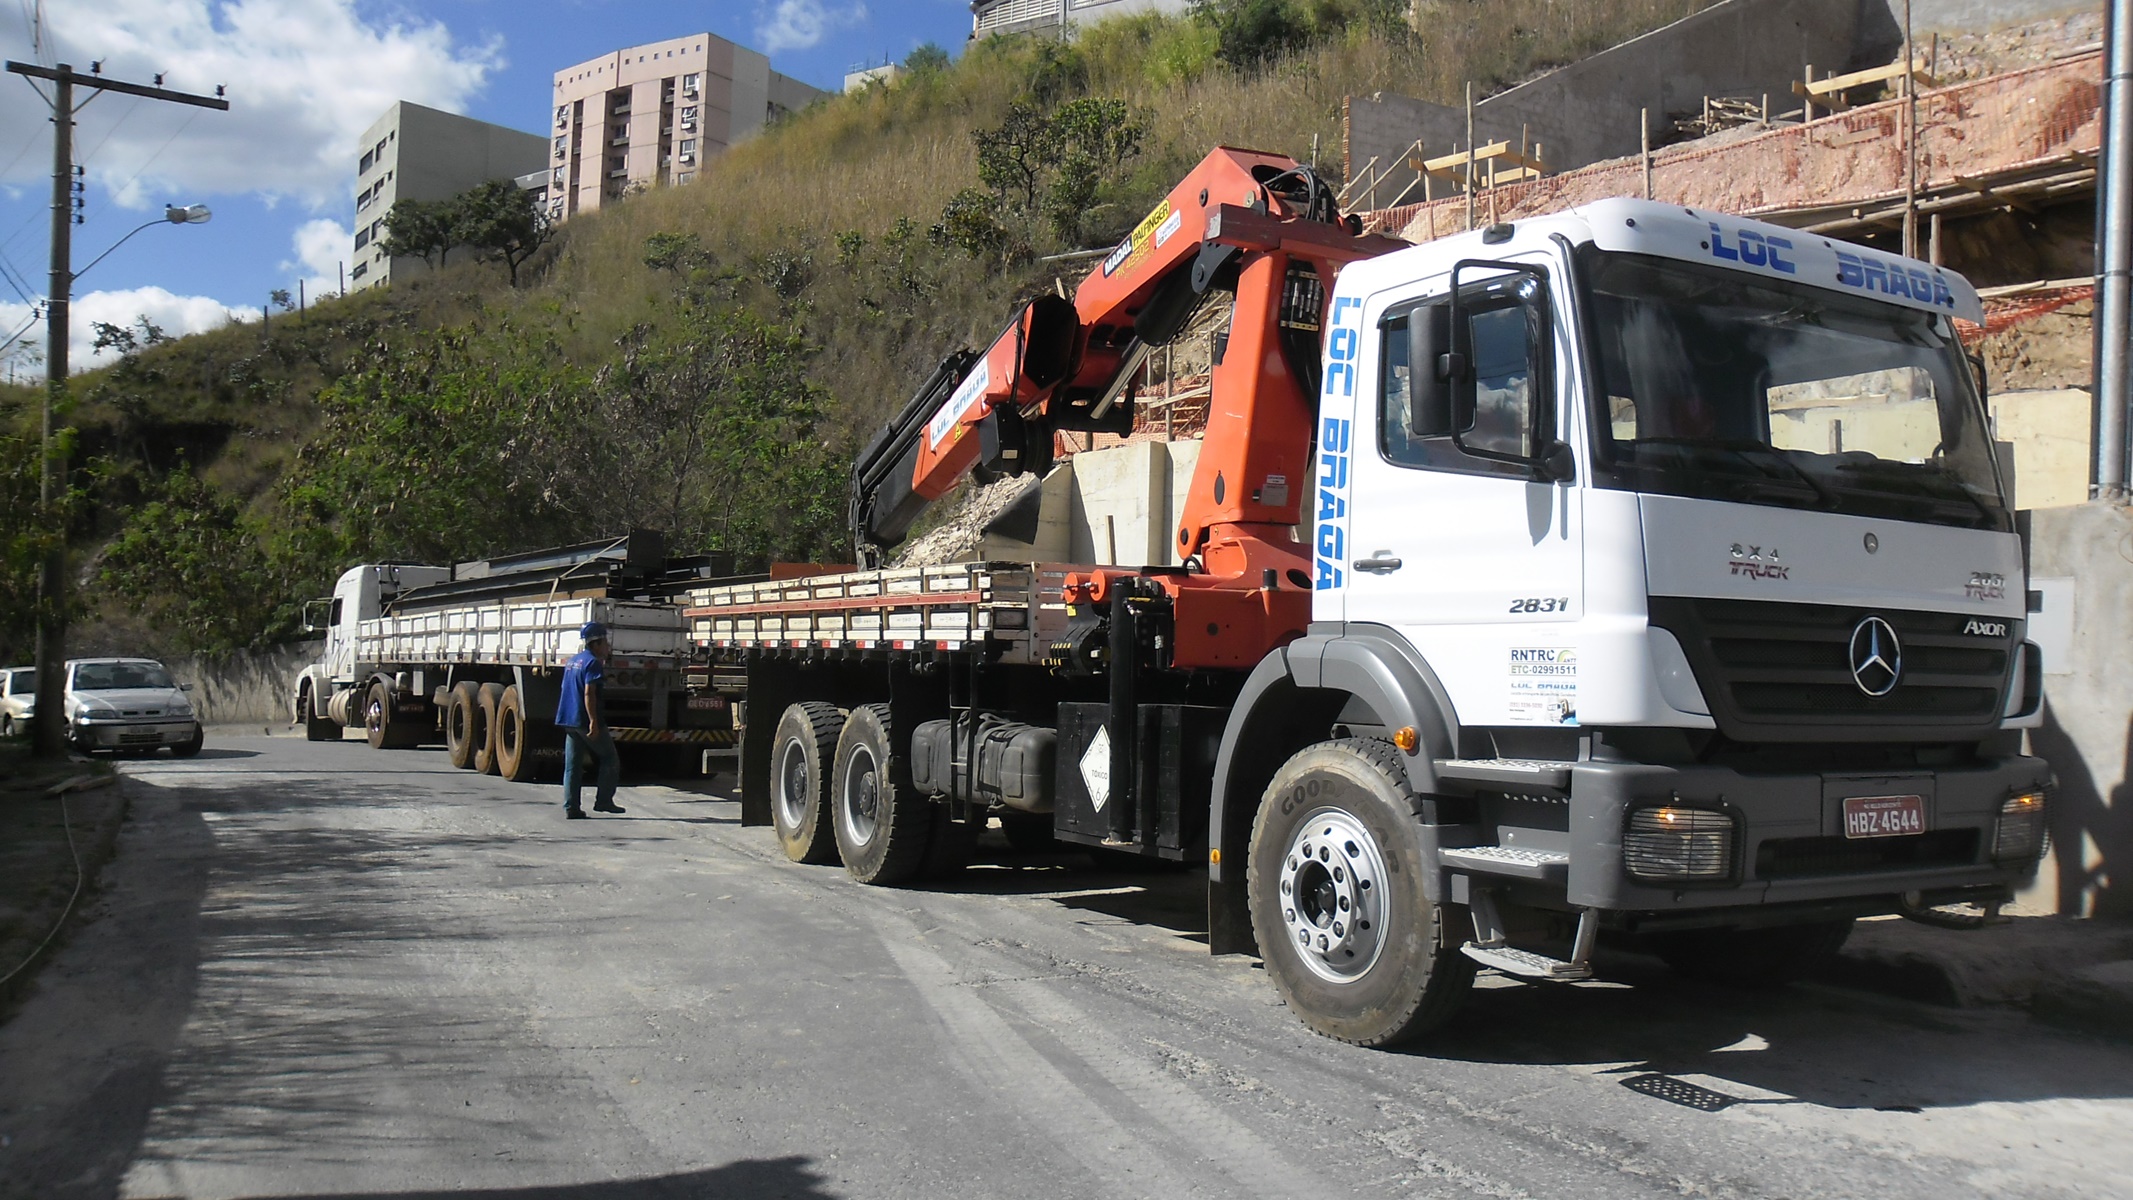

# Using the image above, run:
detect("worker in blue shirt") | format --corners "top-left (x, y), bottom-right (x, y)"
top-left (556, 621), bottom-right (624, 819)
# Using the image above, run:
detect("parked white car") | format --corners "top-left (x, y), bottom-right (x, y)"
top-left (64, 658), bottom-right (202, 756)
top-left (1, 665), bottom-right (33, 738)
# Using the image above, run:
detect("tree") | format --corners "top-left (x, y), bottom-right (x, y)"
top-left (1045, 98), bottom-right (1146, 244)
top-left (380, 197), bottom-right (455, 267)
top-left (453, 180), bottom-right (554, 287)
top-left (904, 43), bottom-right (950, 74)
top-left (974, 103), bottom-right (1060, 213)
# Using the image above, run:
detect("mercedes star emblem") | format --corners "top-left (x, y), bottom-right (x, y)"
top-left (1849, 616), bottom-right (1902, 697)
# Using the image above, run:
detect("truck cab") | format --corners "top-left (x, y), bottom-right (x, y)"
top-left (1212, 198), bottom-right (2048, 1038)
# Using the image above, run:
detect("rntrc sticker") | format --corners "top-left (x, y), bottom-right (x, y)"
top-left (1508, 646), bottom-right (1578, 726)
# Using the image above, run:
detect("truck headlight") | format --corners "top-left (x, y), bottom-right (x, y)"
top-left (1992, 790), bottom-right (2048, 863)
top-left (1625, 806), bottom-right (1735, 882)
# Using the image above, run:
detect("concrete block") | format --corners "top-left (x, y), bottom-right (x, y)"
top-left (1163, 439), bottom-right (1202, 566)
top-left (1992, 389), bottom-right (2093, 510)
top-left (1070, 441), bottom-right (1169, 566)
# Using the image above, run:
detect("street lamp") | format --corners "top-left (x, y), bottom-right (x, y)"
top-left (26, 200), bottom-right (211, 759)
top-left (73, 203), bottom-right (213, 282)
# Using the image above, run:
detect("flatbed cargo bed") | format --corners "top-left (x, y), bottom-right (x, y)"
top-left (682, 562), bottom-right (1086, 663)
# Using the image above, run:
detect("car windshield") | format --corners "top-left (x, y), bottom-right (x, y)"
top-left (1579, 249), bottom-right (2007, 530)
top-left (73, 662), bottom-right (175, 690)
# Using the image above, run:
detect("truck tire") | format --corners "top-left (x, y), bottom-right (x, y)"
top-left (495, 685), bottom-right (540, 783)
top-left (363, 683), bottom-right (394, 750)
top-left (771, 702), bottom-right (843, 864)
top-left (300, 683), bottom-right (339, 742)
top-left (922, 806), bottom-right (980, 878)
top-left (475, 683), bottom-right (505, 774)
top-left (444, 683), bottom-right (483, 769)
top-left (1248, 738), bottom-right (1476, 1048)
top-left (831, 703), bottom-right (933, 886)
top-left (1650, 920), bottom-right (1856, 990)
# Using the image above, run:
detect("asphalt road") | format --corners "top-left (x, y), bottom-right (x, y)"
top-left (2, 735), bottom-right (2130, 1200)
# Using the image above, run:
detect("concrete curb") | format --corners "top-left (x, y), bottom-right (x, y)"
top-left (1818, 914), bottom-right (2133, 1039)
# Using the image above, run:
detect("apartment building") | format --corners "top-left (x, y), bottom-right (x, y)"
top-left (350, 102), bottom-right (547, 291)
top-left (548, 34), bottom-right (826, 222)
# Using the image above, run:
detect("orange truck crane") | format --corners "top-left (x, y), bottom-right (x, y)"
top-left (686, 146), bottom-right (2050, 1048)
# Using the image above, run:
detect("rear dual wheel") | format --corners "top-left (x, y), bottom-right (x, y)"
top-left (444, 682), bottom-right (485, 770)
top-left (494, 685), bottom-right (544, 783)
top-left (475, 683), bottom-right (505, 774)
top-left (831, 704), bottom-right (936, 886)
top-left (772, 702), bottom-right (844, 864)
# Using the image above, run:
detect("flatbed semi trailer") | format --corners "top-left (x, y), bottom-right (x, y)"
top-left (294, 534), bottom-right (740, 779)
top-left (676, 148), bottom-right (2052, 1049)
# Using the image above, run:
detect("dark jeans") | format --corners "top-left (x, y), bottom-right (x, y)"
top-left (561, 726), bottom-right (619, 811)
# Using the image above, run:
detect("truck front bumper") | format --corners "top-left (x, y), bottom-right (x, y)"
top-left (1558, 754), bottom-right (2050, 926)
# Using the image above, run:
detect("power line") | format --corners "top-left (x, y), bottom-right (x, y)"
top-left (83, 106), bottom-right (199, 226)
top-left (0, 245), bottom-right (37, 304)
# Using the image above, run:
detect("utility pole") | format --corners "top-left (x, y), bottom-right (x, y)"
top-left (5, 60), bottom-right (227, 757)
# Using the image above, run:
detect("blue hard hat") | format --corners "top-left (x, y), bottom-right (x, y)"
top-left (580, 621), bottom-right (610, 642)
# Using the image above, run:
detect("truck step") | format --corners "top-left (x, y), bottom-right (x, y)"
top-left (1433, 758), bottom-right (1572, 790)
top-left (1440, 844), bottom-right (1570, 881)
top-left (1460, 943), bottom-right (1594, 981)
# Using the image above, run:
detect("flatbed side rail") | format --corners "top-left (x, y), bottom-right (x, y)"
top-left (683, 561), bottom-right (1040, 658)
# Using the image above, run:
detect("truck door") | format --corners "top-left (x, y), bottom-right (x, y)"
top-left (1342, 261), bottom-right (1585, 729)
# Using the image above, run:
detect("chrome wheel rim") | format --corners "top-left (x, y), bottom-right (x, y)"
top-left (1278, 807), bottom-right (1391, 984)
top-left (840, 743), bottom-right (880, 846)
top-left (776, 738), bottom-right (811, 832)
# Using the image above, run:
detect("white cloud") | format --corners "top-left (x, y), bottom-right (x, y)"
top-left (756, 0), bottom-right (868, 54)
top-left (0, 287), bottom-right (254, 375)
top-left (284, 216), bottom-right (353, 299)
top-left (0, 1), bottom-right (501, 211)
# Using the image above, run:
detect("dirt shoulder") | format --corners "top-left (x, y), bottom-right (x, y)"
top-left (0, 745), bottom-right (128, 1012)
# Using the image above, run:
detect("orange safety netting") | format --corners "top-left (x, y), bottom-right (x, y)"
top-left (1957, 284), bottom-right (2094, 345)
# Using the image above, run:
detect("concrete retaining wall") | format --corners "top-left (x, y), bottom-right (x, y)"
top-left (2023, 503), bottom-right (2133, 918)
top-left (166, 643), bottom-right (320, 731)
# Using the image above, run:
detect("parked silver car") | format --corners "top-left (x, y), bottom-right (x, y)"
top-left (1, 665), bottom-right (33, 738)
top-left (65, 658), bottom-right (203, 756)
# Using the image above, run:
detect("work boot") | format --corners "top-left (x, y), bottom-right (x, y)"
top-left (566, 808), bottom-right (588, 820)
top-left (592, 801), bottom-right (626, 814)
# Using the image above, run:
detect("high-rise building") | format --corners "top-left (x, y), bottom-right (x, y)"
top-left (350, 102), bottom-right (547, 291)
top-left (548, 34), bottom-right (826, 222)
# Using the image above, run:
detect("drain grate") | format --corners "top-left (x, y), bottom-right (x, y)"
top-left (1621, 1073), bottom-right (1739, 1111)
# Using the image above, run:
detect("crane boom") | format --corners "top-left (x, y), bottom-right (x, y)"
top-left (849, 146), bottom-right (1404, 667)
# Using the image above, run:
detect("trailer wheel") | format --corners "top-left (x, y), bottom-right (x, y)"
top-left (444, 683), bottom-right (483, 770)
top-left (300, 682), bottom-right (339, 742)
top-left (1649, 920), bottom-right (1855, 989)
top-left (495, 686), bottom-right (541, 783)
top-left (475, 684), bottom-right (505, 775)
top-left (771, 702), bottom-right (843, 865)
top-left (831, 704), bottom-right (933, 886)
top-left (1248, 739), bottom-right (1475, 1047)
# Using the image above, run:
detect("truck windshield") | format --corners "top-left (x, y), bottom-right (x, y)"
top-left (1578, 249), bottom-right (2008, 530)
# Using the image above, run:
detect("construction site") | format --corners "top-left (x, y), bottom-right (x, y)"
top-left (900, 0), bottom-right (2128, 920)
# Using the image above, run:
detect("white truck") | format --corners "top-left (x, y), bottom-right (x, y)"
top-left (292, 534), bottom-right (739, 779)
top-left (679, 149), bottom-right (2051, 1048)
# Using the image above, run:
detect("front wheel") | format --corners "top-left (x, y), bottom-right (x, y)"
top-left (301, 684), bottom-right (339, 742)
top-left (1248, 739), bottom-right (1475, 1047)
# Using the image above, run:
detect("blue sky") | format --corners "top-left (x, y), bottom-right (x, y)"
top-left (0, 0), bottom-right (973, 375)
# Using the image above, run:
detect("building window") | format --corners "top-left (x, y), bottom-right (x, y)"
top-left (677, 171), bottom-right (694, 184)
top-left (351, 262), bottom-right (368, 280)
top-left (359, 149), bottom-right (374, 174)
top-left (681, 106), bottom-right (698, 121)
top-left (553, 166), bottom-right (565, 184)
top-left (683, 73), bottom-right (700, 93)
top-left (354, 228), bottom-right (369, 250)
top-left (374, 137), bottom-right (387, 160)
top-left (554, 135), bottom-right (568, 159)
top-left (555, 104), bottom-right (569, 125)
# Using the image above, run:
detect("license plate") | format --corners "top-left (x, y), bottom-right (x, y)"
top-left (1843, 794), bottom-right (1925, 839)
top-left (687, 695), bottom-right (727, 711)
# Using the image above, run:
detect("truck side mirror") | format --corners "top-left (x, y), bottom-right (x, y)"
top-left (1406, 304), bottom-right (1462, 438)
